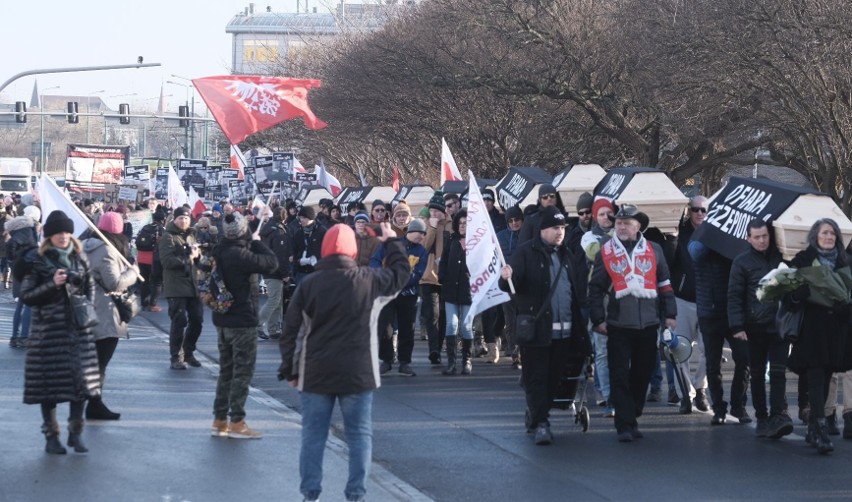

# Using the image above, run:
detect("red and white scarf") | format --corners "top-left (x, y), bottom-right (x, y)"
top-left (601, 236), bottom-right (668, 299)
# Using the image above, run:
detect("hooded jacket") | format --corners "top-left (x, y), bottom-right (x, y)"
top-left (83, 237), bottom-right (140, 340)
top-left (158, 221), bottom-right (198, 298)
top-left (212, 237), bottom-right (278, 328)
top-left (6, 215), bottom-right (39, 297)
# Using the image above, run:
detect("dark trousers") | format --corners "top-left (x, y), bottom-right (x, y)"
top-left (379, 295), bottom-right (418, 364)
top-left (806, 367), bottom-right (834, 420)
top-left (481, 305), bottom-right (505, 344)
top-left (95, 337), bottom-right (119, 384)
top-left (41, 401), bottom-right (84, 423)
top-left (700, 316), bottom-right (750, 414)
top-left (607, 325), bottom-right (659, 433)
top-left (167, 297), bottom-right (204, 360)
top-left (421, 284), bottom-right (446, 356)
top-left (520, 337), bottom-right (574, 428)
top-left (747, 330), bottom-right (789, 419)
top-left (138, 262), bottom-right (162, 307)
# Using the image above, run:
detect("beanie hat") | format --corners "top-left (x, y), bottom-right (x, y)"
top-left (418, 206), bottom-right (430, 219)
top-left (321, 224), bottom-right (357, 259)
top-left (407, 218), bottom-right (427, 234)
top-left (538, 184), bottom-right (557, 198)
top-left (23, 205), bottom-right (41, 222)
top-left (222, 212), bottom-right (248, 240)
top-left (21, 193), bottom-right (35, 206)
top-left (393, 200), bottom-right (411, 217)
top-left (212, 203), bottom-right (223, 212)
top-left (97, 212), bottom-right (124, 235)
top-left (592, 198), bottom-right (615, 217)
top-left (576, 192), bottom-right (594, 212)
top-left (3, 196), bottom-right (12, 206)
top-left (428, 191), bottom-right (446, 213)
top-left (539, 206), bottom-right (567, 230)
top-left (43, 210), bottom-right (75, 237)
top-left (298, 206), bottom-right (316, 220)
top-left (83, 198), bottom-right (94, 207)
top-left (505, 206), bottom-right (523, 222)
top-left (354, 211), bottom-right (370, 224)
top-left (482, 189), bottom-right (495, 201)
top-left (174, 206), bottom-right (191, 219)
top-left (153, 208), bottom-right (167, 222)
top-left (372, 199), bottom-right (386, 210)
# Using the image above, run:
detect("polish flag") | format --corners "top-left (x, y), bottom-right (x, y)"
top-left (188, 186), bottom-right (206, 218)
top-left (192, 75), bottom-right (327, 145)
top-left (230, 144), bottom-right (248, 180)
top-left (392, 165), bottom-right (400, 192)
top-left (315, 160), bottom-right (342, 197)
top-left (440, 138), bottom-right (462, 185)
top-left (167, 164), bottom-right (189, 209)
top-left (293, 157), bottom-right (307, 173)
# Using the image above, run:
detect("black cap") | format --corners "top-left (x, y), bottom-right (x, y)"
top-left (538, 184), bottom-right (556, 197)
top-left (298, 206), bottom-right (316, 220)
top-left (482, 189), bottom-right (495, 201)
top-left (539, 206), bottom-right (567, 230)
top-left (173, 207), bottom-right (191, 219)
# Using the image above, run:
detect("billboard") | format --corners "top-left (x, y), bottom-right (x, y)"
top-left (65, 144), bottom-right (130, 193)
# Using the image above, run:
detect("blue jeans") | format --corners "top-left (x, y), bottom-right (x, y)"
top-left (12, 300), bottom-right (31, 340)
top-left (592, 331), bottom-right (610, 402)
top-left (300, 390), bottom-right (373, 502)
top-left (444, 302), bottom-right (473, 340)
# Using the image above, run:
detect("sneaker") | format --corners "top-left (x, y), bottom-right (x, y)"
top-left (380, 362), bottom-right (392, 375)
top-left (148, 306), bottom-right (162, 312)
top-left (170, 360), bottom-right (187, 370)
top-left (228, 420), bottom-right (262, 439)
top-left (211, 419), bottom-right (229, 437)
top-left (711, 411), bottom-right (726, 425)
top-left (184, 354), bottom-right (202, 368)
top-left (398, 363), bottom-right (416, 376)
top-left (755, 418), bottom-right (769, 438)
top-left (257, 330), bottom-right (270, 340)
top-left (667, 388), bottom-right (679, 404)
top-left (597, 399), bottom-right (607, 407)
top-left (534, 424), bottom-right (553, 445)
top-left (730, 408), bottom-right (752, 424)
top-left (693, 389), bottom-right (710, 412)
top-left (766, 415), bottom-right (794, 439)
top-left (603, 406), bottom-right (615, 418)
top-left (617, 429), bottom-right (633, 442)
top-left (647, 387), bottom-right (662, 403)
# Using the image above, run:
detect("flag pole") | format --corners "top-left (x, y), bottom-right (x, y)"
top-left (494, 236), bottom-right (515, 295)
top-left (253, 180), bottom-right (278, 236)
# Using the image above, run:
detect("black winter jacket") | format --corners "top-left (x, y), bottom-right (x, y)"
top-left (439, 233), bottom-right (471, 305)
top-left (279, 239), bottom-right (409, 394)
top-left (260, 218), bottom-right (291, 279)
top-left (292, 223), bottom-right (326, 275)
top-left (670, 220), bottom-right (698, 302)
top-left (499, 237), bottom-right (591, 351)
top-left (688, 240), bottom-right (732, 321)
top-left (727, 246), bottom-right (783, 335)
top-left (6, 216), bottom-right (38, 297)
top-left (211, 238), bottom-right (278, 329)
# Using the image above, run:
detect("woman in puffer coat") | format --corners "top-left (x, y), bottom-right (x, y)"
top-left (82, 212), bottom-right (140, 420)
top-left (20, 210), bottom-right (101, 454)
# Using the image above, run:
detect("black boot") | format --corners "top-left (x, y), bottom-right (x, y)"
top-left (816, 418), bottom-right (834, 454)
top-left (461, 339), bottom-right (473, 375)
top-left (826, 410), bottom-right (840, 435)
top-left (843, 412), bottom-right (852, 440)
top-left (86, 397), bottom-right (121, 420)
top-left (805, 420), bottom-right (818, 447)
top-left (42, 421), bottom-right (66, 455)
top-left (442, 336), bottom-right (457, 376)
top-left (67, 420), bottom-right (88, 453)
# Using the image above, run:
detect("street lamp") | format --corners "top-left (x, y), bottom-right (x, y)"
top-left (39, 85), bottom-right (60, 174)
top-left (87, 89), bottom-right (105, 143)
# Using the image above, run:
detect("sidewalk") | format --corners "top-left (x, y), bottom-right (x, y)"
top-left (0, 287), bottom-right (431, 502)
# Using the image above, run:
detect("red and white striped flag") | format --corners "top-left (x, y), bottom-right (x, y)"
top-left (440, 138), bottom-right (462, 185)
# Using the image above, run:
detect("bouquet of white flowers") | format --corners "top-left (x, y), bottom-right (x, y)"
top-left (756, 263), bottom-right (803, 303)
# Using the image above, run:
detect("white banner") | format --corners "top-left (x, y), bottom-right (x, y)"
top-left (37, 173), bottom-right (95, 239)
top-left (167, 164), bottom-right (188, 208)
top-left (464, 171), bottom-right (510, 325)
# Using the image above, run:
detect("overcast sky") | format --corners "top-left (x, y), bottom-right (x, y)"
top-left (1, 0), bottom-right (346, 111)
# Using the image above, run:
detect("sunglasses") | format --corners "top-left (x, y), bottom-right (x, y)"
top-left (577, 210), bottom-right (591, 216)
top-left (689, 207), bottom-right (707, 213)
top-left (197, 226), bottom-right (209, 229)
top-left (446, 202), bottom-right (458, 208)
top-left (540, 194), bottom-right (556, 200)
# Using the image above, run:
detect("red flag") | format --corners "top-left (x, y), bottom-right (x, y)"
top-left (192, 75), bottom-right (327, 144)
top-left (229, 144), bottom-right (247, 180)
top-left (392, 165), bottom-right (400, 192)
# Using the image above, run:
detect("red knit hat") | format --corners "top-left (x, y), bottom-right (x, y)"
top-left (592, 198), bottom-right (615, 217)
top-left (97, 212), bottom-right (124, 235)
top-left (321, 224), bottom-right (358, 259)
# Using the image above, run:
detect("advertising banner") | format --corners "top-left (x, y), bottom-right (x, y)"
top-left (65, 144), bottom-right (130, 193)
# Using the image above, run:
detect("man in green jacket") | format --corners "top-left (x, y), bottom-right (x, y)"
top-left (159, 207), bottom-right (203, 370)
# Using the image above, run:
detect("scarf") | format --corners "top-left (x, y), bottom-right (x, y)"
top-left (601, 236), bottom-right (663, 299)
top-left (51, 244), bottom-right (74, 268)
top-left (817, 247), bottom-right (839, 269)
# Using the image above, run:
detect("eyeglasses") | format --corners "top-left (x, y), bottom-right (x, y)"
top-left (577, 210), bottom-right (591, 216)
top-left (446, 202), bottom-right (458, 208)
top-left (540, 194), bottom-right (556, 200)
top-left (689, 207), bottom-right (707, 213)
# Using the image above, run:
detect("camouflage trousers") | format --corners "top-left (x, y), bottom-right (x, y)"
top-left (213, 327), bottom-right (258, 422)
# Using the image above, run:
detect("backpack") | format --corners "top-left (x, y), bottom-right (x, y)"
top-left (196, 255), bottom-right (233, 314)
top-left (135, 224), bottom-right (159, 252)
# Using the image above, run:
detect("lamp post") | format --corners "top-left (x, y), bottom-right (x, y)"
top-left (86, 89), bottom-right (105, 143)
top-left (39, 85), bottom-right (60, 174)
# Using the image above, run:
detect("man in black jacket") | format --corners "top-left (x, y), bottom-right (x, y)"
top-left (518, 184), bottom-right (566, 245)
top-left (499, 206), bottom-right (590, 446)
top-left (727, 219), bottom-right (792, 439)
top-left (292, 206), bottom-right (326, 284)
top-left (257, 207), bottom-right (291, 340)
top-left (210, 212), bottom-right (278, 439)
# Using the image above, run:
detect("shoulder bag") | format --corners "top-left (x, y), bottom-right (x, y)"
top-left (514, 253), bottom-right (563, 345)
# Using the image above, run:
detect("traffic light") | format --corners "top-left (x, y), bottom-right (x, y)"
top-left (119, 103), bottom-right (130, 124)
top-left (67, 101), bottom-right (79, 124)
top-left (14, 101), bottom-right (26, 123)
top-left (178, 105), bottom-right (189, 127)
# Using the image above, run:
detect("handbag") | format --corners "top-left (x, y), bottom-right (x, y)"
top-left (111, 290), bottom-right (141, 323)
top-left (775, 301), bottom-right (803, 343)
top-left (514, 254), bottom-right (564, 345)
top-left (68, 292), bottom-right (99, 330)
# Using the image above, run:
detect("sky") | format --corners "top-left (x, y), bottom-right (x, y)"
top-left (0, 0), bottom-right (347, 112)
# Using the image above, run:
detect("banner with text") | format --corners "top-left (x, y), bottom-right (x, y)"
top-left (65, 144), bottom-right (130, 193)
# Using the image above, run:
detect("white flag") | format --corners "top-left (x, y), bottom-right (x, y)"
top-left (167, 164), bottom-right (188, 209)
top-left (464, 171), bottom-right (510, 325)
top-left (37, 173), bottom-right (95, 238)
top-left (440, 137), bottom-right (463, 185)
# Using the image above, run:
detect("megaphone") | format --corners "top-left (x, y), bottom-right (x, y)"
top-left (661, 332), bottom-right (693, 364)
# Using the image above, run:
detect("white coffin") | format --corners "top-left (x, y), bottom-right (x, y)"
top-left (773, 194), bottom-right (852, 260)
top-left (553, 164), bottom-right (607, 217)
top-left (614, 171), bottom-right (688, 233)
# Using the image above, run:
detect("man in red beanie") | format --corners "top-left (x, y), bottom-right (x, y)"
top-left (279, 222), bottom-right (408, 502)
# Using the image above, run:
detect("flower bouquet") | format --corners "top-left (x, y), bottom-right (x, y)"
top-left (756, 263), bottom-right (802, 303)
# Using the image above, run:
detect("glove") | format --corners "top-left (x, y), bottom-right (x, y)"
top-left (791, 283), bottom-right (811, 302)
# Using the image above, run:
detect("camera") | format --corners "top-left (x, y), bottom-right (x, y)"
top-left (65, 271), bottom-right (84, 287)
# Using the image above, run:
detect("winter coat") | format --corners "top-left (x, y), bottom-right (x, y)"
top-left (497, 227), bottom-right (521, 260)
top-left (499, 237), bottom-right (591, 350)
top-left (727, 246), bottom-right (783, 335)
top-left (83, 238), bottom-right (140, 340)
top-left (211, 237), bottom-right (278, 328)
top-left (785, 246), bottom-right (852, 374)
top-left (518, 205), bottom-right (542, 245)
top-left (260, 219), bottom-right (290, 279)
top-left (371, 236), bottom-right (428, 297)
top-left (279, 239), bottom-right (409, 394)
top-left (6, 216), bottom-right (39, 297)
top-left (419, 218), bottom-right (452, 286)
top-left (356, 232), bottom-right (380, 267)
top-left (20, 242), bottom-right (101, 404)
top-left (589, 238), bottom-right (677, 330)
top-left (158, 221), bottom-right (198, 298)
top-left (0, 212), bottom-right (9, 258)
top-left (488, 207), bottom-right (507, 234)
top-left (670, 219), bottom-right (699, 302)
top-left (292, 222), bottom-right (326, 276)
top-left (439, 233), bottom-right (471, 305)
top-left (688, 239), bottom-right (732, 322)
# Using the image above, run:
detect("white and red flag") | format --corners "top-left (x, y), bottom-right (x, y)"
top-left (392, 165), bottom-right (400, 192)
top-left (188, 186), bottom-right (206, 218)
top-left (167, 164), bottom-right (189, 209)
top-left (193, 75), bottom-right (327, 145)
top-left (229, 144), bottom-right (248, 180)
top-left (315, 160), bottom-right (342, 197)
top-left (440, 138), bottom-right (462, 185)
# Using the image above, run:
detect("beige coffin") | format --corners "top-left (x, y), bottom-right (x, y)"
top-left (362, 186), bottom-right (398, 205)
top-left (773, 194), bottom-right (852, 260)
top-left (393, 185), bottom-right (434, 212)
top-left (297, 185), bottom-right (332, 210)
top-left (614, 171), bottom-right (688, 233)
top-left (554, 164), bottom-right (607, 217)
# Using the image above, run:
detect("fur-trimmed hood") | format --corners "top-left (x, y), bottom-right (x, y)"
top-left (5, 215), bottom-right (35, 233)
